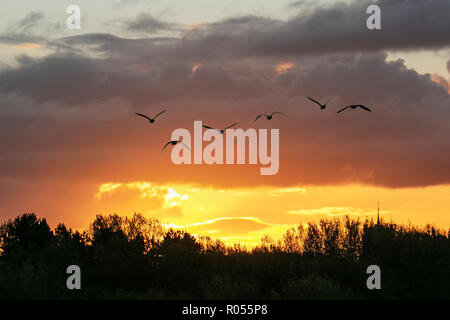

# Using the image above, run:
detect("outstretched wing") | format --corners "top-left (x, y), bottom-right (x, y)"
top-left (224, 122), bottom-right (238, 130)
top-left (306, 97), bottom-right (322, 107)
top-left (161, 141), bottom-right (173, 152)
top-left (135, 112), bottom-right (151, 121)
top-left (179, 141), bottom-right (191, 151)
top-left (270, 112), bottom-right (284, 116)
top-left (358, 105), bottom-right (372, 112)
top-left (153, 109), bottom-right (166, 119)
top-left (337, 106), bottom-right (350, 113)
top-left (255, 114), bottom-right (265, 121)
top-left (202, 125), bottom-right (221, 133)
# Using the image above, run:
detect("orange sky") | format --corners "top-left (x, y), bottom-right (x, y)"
top-left (4, 177), bottom-right (449, 247)
top-left (1, 1), bottom-right (450, 247)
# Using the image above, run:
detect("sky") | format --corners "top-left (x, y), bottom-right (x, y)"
top-left (0, 0), bottom-right (449, 246)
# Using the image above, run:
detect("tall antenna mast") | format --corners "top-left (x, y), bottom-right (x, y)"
top-left (377, 201), bottom-right (380, 225)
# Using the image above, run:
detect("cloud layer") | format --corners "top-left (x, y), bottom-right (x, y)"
top-left (180, 0), bottom-right (450, 59)
top-left (1, 50), bottom-right (449, 188)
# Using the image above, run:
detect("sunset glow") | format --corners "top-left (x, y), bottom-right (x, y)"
top-left (0, 0), bottom-right (449, 249)
top-left (275, 62), bottom-right (294, 75)
top-left (11, 42), bottom-right (44, 49)
top-left (85, 181), bottom-right (450, 246)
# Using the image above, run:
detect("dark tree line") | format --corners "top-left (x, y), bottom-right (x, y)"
top-left (0, 213), bottom-right (448, 299)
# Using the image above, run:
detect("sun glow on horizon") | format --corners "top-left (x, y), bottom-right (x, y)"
top-left (91, 181), bottom-right (450, 247)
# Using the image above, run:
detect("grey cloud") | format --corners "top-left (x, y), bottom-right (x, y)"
top-left (0, 51), bottom-right (272, 106)
top-left (5, 11), bottom-right (61, 37)
top-left (0, 11), bottom-right (62, 47)
top-left (1, 50), bottom-right (450, 188)
top-left (125, 13), bottom-right (180, 34)
top-left (13, 11), bottom-right (44, 34)
top-left (60, 0), bottom-right (450, 62)
top-left (0, 55), bottom-right (109, 104)
top-left (57, 33), bottom-right (180, 64)
top-left (4, 1), bottom-right (450, 60)
top-left (181, 0), bottom-right (450, 59)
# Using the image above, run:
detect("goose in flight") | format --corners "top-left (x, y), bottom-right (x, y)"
top-left (202, 123), bottom-right (238, 134)
top-left (337, 105), bottom-right (372, 113)
top-left (306, 97), bottom-right (330, 110)
top-left (162, 140), bottom-right (190, 152)
top-left (255, 112), bottom-right (284, 121)
top-left (135, 109), bottom-right (166, 123)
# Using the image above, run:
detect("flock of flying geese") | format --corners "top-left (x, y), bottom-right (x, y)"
top-left (135, 97), bottom-right (373, 151)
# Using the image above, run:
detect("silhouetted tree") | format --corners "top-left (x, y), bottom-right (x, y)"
top-left (0, 213), bottom-right (448, 299)
top-left (0, 213), bottom-right (53, 266)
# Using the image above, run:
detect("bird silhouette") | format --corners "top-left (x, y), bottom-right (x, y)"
top-left (255, 112), bottom-right (284, 121)
top-left (135, 109), bottom-right (166, 123)
top-left (337, 105), bottom-right (372, 113)
top-left (162, 140), bottom-right (190, 152)
top-left (202, 123), bottom-right (238, 134)
top-left (306, 97), bottom-right (330, 110)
